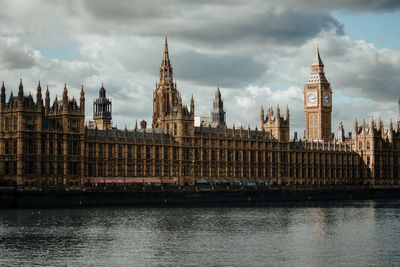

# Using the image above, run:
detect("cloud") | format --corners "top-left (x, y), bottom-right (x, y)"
top-left (0, 0), bottom-right (398, 138)
top-left (0, 37), bottom-right (36, 69)
top-left (286, 0), bottom-right (400, 12)
top-left (174, 51), bottom-right (266, 88)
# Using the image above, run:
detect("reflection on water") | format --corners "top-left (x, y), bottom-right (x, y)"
top-left (1, 200), bottom-right (400, 266)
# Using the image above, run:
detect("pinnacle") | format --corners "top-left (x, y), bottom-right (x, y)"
top-left (164, 34), bottom-right (169, 59)
top-left (312, 41), bottom-right (324, 67)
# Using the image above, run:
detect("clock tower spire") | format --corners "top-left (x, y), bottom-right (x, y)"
top-left (304, 43), bottom-right (332, 142)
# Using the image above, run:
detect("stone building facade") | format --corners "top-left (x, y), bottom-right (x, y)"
top-left (0, 37), bottom-right (399, 188)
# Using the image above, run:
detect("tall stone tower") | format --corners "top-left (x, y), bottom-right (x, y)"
top-left (152, 36), bottom-right (194, 138)
top-left (304, 43), bottom-right (332, 142)
top-left (93, 84), bottom-right (112, 130)
top-left (210, 87), bottom-right (226, 128)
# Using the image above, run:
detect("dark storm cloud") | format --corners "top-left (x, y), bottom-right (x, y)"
top-left (175, 11), bottom-right (343, 47)
top-left (290, 0), bottom-right (400, 12)
top-left (0, 39), bottom-right (35, 69)
top-left (173, 51), bottom-right (265, 88)
top-left (80, 0), bottom-right (343, 47)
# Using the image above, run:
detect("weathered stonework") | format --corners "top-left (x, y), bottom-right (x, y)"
top-left (0, 37), bottom-right (399, 188)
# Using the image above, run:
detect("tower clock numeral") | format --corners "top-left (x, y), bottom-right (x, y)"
top-left (323, 94), bottom-right (330, 104)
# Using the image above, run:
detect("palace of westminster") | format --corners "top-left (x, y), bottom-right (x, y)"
top-left (0, 37), bottom-right (399, 188)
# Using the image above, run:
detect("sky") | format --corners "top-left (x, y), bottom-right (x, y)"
top-left (0, 0), bottom-right (399, 137)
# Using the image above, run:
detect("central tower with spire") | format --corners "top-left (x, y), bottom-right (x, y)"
top-left (210, 87), bottom-right (226, 128)
top-left (152, 36), bottom-right (194, 138)
top-left (304, 43), bottom-right (332, 142)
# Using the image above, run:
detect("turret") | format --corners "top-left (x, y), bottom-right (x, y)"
top-left (285, 105), bottom-right (290, 120)
top-left (93, 83), bottom-right (112, 130)
top-left (260, 105), bottom-right (264, 125)
top-left (36, 81), bottom-right (42, 107)
top-left (338, 121), bottom-right (345, 142)
top-left (45, 86), bottom-right (50, 113)
top-left (62, 83), bottom-right (68, 106)
top-left (80, 85), bottom-right (85, 113)
top-left (18, 79), bottom-right (23, 103)
top-left (354, 119), bottom-right (358, 134)
top-left (1, 81), bottom-right (6, 107)
top-left (190, 94), bottom-right (195, 115)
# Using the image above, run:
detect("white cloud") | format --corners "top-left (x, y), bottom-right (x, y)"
top-left (0, 0), bottom-right (398, 139)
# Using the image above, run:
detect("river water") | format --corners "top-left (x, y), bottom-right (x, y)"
top-left (1, 200), bottom-right (400, 266)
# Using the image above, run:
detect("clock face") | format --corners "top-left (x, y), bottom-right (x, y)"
top-left (323, 94), bottom-right (330, 104)
top-left (307, 92), bottom-right (317, 106)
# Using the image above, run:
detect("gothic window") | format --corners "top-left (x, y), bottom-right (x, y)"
top-left (108, 144), bottom-right (113, 158)
top-left (4, 140), bottom-right (9, 154)
top-left (70, 119), bottom-right (78, 132)
top-left (359, 141), bottom-right (362, 150)
top-left (25, 160), bottom-right (35, 175)
top-left (26, 116), bottom-right (34, 130)
top-left (99, 144), bottom-right (104, 158)
top-left (69, 162), bottom-right (79, 175)
top-left (57, 161), bottom-right (63, 176)
top-left (5, 117), bottom-right (9, 131)
top-left (127, 145), bottom-right (132, 159)
top-left (25, 139), bottom-right (35, 154)
top-left (4, 161), bottom-right (9, 175)
top-left (118, 145), bottom-right (123, 159)
top-left (49, 162), bottom-right (54, 175)
top-left (164, 147), bottom-right (169, 161)
top-left (174, 123), bottom-right (177, 135)
top-left (88, 143), bottom-right (94, 158)
top-left (13, 139), bottom-right (17, 154)
top-left (146, 146), bottom-right (151, 160)
top-left (118, 164), bottom-right (123, 176)
top-left (367, 141), bottom-right (370, 150)
top-left (49, 140), bottom-right (54, 155)
top-left (88, 164), bottom-right (93, 176)
top-left (13, 161), bottom-right (17, 175)
top-left (57, 141), bottom-right (62, 155)
top-left (13, 117), bottom-right (17, 131)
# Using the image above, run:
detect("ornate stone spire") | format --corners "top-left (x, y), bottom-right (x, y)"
top-left (210, 87), bottom-right (226, 128)
top-left (307, 42), bottom-right (328, 84)
top-left (18, 78), bottom-right (23, 100)
top-left (190, 94), bottom-right (195, 114)
top-left (80, 85), bottom-right (85, 112)
top-left (1, 81), bottom-right (5, 106)
top-left (62, 83), bottom-right (68, 103)
top-left (99, 83), bottom-right (105, 97)
top-left (285, 105), bottom-right (290, 120)
top-left (312, 41), bottom-right (324, 67)
top-left (36, 81), bottom-right (42, 106)
top-left (160, 35), bottom-right (173, 84)
top-left (260, 105), bottom-right (264, 124)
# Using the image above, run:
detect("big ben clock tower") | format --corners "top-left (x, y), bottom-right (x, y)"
top-left (304, 44), bottom-right (332, 142)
